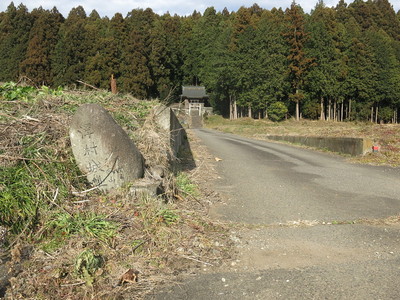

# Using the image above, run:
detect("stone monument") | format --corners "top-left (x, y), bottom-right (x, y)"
top-left (70, 103), bottom-right (144, 191)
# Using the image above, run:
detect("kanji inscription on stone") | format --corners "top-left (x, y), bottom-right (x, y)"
top-left (70, 103), bottom-right (144, 191)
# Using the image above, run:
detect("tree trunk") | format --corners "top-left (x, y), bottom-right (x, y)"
top-left (248, 105), bottom-right (252, 118)
top-left (341, 101), bottom-right (344, 122)
top-left (371, 106), bottom-right (374, 123)
top-left (349, 99), bottom-right (352, 121)
top-left (327, 98), bottom-right (331, 121)
top-left (320, 97), bottom-right (325, 120)
top-left (333, 99), bottom-right (337, 122)
top-left (375, 106), bottom-right (379, 123)
top-left (229, 95), bottom-right (233, 120)
top-left (295, 89), bottom-right (300, 121)
top-left (234, 99), bottom-right (238, 119)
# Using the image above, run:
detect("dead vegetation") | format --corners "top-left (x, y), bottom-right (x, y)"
top-left (0, 87), bottom-right (233, 299)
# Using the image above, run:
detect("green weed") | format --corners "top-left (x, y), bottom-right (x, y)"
top-left (74, 249), bottom-right (104, 285)
top-left (1, 128), bottom-right (86, 235)
top-left (0, 82), bottom-right (36, 102)
top-left (176, 172), bottom-right (199, 197)
top-left (128, 100), bottom-right (155, 119)
top-left (43, 212), bottom-right (117, 246)
top-left (0, 165), bottom-right (38, 233)
top-left (38, 85), bottom-right (63, 96)
top-left (157, 208), bottom-right (180, 225)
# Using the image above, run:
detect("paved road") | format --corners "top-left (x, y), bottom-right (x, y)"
top-left (150, 129), bottom-right (400, 299)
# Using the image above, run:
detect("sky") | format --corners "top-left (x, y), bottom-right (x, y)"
top-left (0, 0), bottom-right (399, 18)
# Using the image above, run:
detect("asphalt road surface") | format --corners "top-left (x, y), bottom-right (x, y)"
top-left (150, 129), bottom-right (400, 300)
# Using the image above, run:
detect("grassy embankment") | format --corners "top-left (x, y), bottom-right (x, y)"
top-left (204, 115), bottom-right (400, 167)
top-left (0, 84), bottom-right (232, 299)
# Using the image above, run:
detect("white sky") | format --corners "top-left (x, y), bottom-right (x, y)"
top-left (1, 0), bottom-right (399, 18)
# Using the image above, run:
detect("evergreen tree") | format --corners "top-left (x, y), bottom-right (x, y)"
top-left (83, 10), bottom-right (110, 89)
top-left (149, 14), bottom-right (184, 101)
top-left (366, 28), bottom-right (400, 122)
top-left (106, 12), bottom-right (127, 86)
top-left (372, 0), bottom-right (400, 39)
top-left (0, 1), bottom-right (398, 121)
top-left (120, 8), bottom-right (155, 98)
top-left (181, 10), bottom-right (202, 85)
top-left (305, 2), bottom-right (342, 120)
top-left (283, 1), bottom-right (313, 120)
top-left (20, 7), bottom-right (63, 85)
top-left (344, 17), bottom-right (378, 120)
top-left (52, 6), bottom-right (88, 86)
top-left (196, 8), bottom-right (234, 115)
top-left (0, 3), bottom-right (17, 81)
top-left (0, 3), bottom-right (33, 81)
top-left (256, 8), bottom-right (290, 119)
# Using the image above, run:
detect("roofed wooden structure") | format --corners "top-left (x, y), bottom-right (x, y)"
top-left (180, 86), bottom-right (208, 100)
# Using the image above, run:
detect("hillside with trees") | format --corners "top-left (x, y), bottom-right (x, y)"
top-left (1, 0), bottom-right (400, 123)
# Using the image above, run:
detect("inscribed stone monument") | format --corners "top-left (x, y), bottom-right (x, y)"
top-left (70, 103), bottom-right (144, 191)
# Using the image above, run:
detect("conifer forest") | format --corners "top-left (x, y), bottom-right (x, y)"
top-left (1, 0), bottom-right (400, 122)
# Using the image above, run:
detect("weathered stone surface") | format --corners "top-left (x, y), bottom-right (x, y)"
top-left (70, 103), bottom-right (144, 191)
top-left (154, 105), bottom-right (187, 157)
top-left (128, 179), bottom-right (163, 198)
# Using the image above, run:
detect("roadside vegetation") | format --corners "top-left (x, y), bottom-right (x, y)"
top-left (0, 83), bottom-right (232, 299)
top-left (205, 115), bottom-right (400, 167)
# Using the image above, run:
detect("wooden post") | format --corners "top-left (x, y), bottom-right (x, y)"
top-left (111, 74), bottom-right (117, 94)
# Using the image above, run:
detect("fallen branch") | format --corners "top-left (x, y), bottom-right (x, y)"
top-left (22, 115), bottom-right (40, 122)
top-left (0, 112), bottom-right (21, 121)
top-left (72, 199), bottom-right (91, 204)
top-left (60, 281), bottom-right (86, 287)
top-left (17, 75), bottom-right (38, 88)
top-left (72, 186), bottom-right (99, 195)
top-left (0, 112), bottom-right (41, 124)
top-left (132, 240), bottom-right (148, 254)
top-left (76, 80), bottom-right (100, 90)
top-left (181, 255), bottom-right (214, 266)
top-left (178, 189), bottom-right (204, 206)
